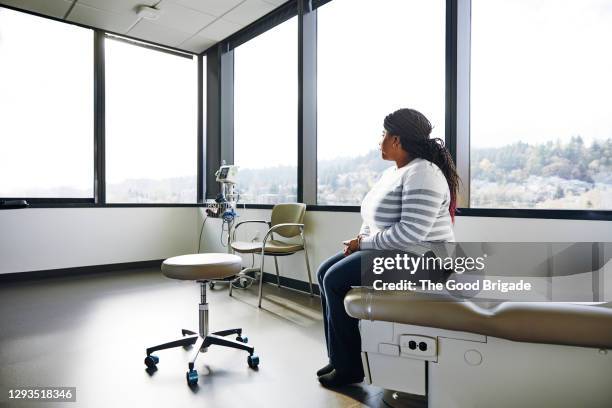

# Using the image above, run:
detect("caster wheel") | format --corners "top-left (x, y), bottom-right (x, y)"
top-left (247, 354), bottom-right (259, 369)
top-left (186, 369), bottom-right (198, 385)
top-left (209, 282), bottom-right (215, 289)
top-left (144, 355), bottom-right (159, 369)
top-left (236, 336), bottom-right (248, 343)
top-left (232, 277), bottom-right (250, 289)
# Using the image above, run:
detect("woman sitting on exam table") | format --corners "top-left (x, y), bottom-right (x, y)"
top-left (316, 108), bottom-right (460, 387)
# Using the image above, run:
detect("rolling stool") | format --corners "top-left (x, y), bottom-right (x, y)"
top-left (143, 253), bottom-right (259, 386)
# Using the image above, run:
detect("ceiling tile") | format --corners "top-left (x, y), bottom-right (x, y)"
top-left (127, 19), bottom-right (193, 47)
top-left (180, 33), bottom-right (216, 53)
top-left (0, 0), bottom-right (73, 19)
top-left (77, 0), bottom-right (155, 15)
top-left (156, 0), bottom-right (215, 34)
top-left (67, 3), bottom-right (138, 34)
top-left (169, 0), bottom-right (244, 17)
top-left (222, 0), bottom-right (276, 25)
top-left (197, 18), bottom-right (242, 41)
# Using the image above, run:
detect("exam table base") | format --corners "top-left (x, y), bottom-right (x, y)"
top-left (360, 320), bottom-right (612, 408)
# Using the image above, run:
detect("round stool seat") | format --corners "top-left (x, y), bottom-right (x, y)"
top-left (161, 253), bottom-right (242, 281)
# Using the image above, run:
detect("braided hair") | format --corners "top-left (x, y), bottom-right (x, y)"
top-left (383, 108), bottom-right (460, 222)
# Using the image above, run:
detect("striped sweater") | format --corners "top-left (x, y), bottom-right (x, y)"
top-left (359, 158), bottom-right (455, 250)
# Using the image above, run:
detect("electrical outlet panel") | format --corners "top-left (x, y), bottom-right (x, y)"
top-left (399, 335), bottom-right (437, 360)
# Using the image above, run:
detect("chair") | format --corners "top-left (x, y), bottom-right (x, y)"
top-left (229, 203), bottom-right (314, 307)
top-left (143, 253), bottom-right (259, 386)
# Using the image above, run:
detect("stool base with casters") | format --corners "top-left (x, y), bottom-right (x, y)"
top-left (144, 254), bottom-right (260, 386)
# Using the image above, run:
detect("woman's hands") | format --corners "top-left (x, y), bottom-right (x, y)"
top-left (342, 236), bottom-right (362, 256)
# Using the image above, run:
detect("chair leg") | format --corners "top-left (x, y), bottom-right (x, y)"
top-left (258, 253), bottom-right (265, 308)
top-left (146, 334), bottom-right (199, 356)
top-left (203, 334), bottom-right (255, 355)
top-left (212, 328), bottom-right (242, 337)
top-left (187, 337), bottom-right (205, 371)
top-left (303, 244), bottom-right (314, 297)
top-left (274, 256), bottom-right (281, 288)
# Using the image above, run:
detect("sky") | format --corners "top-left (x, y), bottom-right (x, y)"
top-left (233, 16), bottom-right (298, 171)
top-left (471, 0), bottom-right (612, 148)
top-left (0, 8), bottom-right (198, 195)
top-left (235, 0), bottom-right (447, 168)
top-left (316, 0), bottom-right (446, 162)
top-left (1, 0), bottom-right (611, 193)
top-left (0, 9), bottom-right (93, 195)
top-left (236, 0), bottom-right (612, 168)
top-left (104, 38), bottom-right (197, 184)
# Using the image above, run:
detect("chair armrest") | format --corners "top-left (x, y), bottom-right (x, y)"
top-left (268, 223), bottom-right (304, 231)
top-left (232, 220), bottom-right (271, 242)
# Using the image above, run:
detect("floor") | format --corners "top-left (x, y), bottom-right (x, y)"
top-left (0, 269), bottom-right (385, 408)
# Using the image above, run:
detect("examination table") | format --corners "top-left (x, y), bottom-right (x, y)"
top-left (344, 288), bottom-right (612, 408)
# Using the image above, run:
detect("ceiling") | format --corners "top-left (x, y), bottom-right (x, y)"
top-left (0, 0), bottom-right (288, 53)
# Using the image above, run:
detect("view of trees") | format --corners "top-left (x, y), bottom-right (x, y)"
top-left (240, 136), bottom-right (611, 210)
top-left (106, 177), bottom-right (197, 203)
top-left (13, 137), bottom-right (608, 208)
top-left (236, 167), bottom-right (298, 204)
top-left (471, 137), bottom-right (611, 209)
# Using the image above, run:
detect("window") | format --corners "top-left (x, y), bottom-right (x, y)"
top-left (470, 0), bottom-right (612, 210)
top-left (0, 8), bottom-right (93, 198)
top-left (105, 37), bottom-right (198, 203)
top-left (317, 0), bottom-right (446, 205)
top-left (234, 17), bottom-right (298, 204)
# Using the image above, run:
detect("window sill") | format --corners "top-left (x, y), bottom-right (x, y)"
top-left (240, 204), bottom-right (612, 220)
top-left (3, 201), bottom-right (610, 220)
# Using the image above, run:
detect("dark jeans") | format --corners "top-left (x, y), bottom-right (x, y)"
top-left (317, 251), bottom-right (367, 376)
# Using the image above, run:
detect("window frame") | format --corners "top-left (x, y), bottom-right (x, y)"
top-left (207, 1), bottom-right (300, 203)
top-left (456, 0), bottom-right (612, 220)
top-left (219, 0), bottom-right (611, 220)
top-left (0, 4), bottom-right (203, 208)
top-left (102, 33), bottom-right (200, 204)
top-left (0, 7), bottom-right (95, 204)
top-left (3, 1), bottom-right (611, 219)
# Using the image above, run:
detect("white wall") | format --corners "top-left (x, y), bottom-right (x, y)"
top-left (2, 207), bottom-right (611, 278)
top-left (200, 208), bottom-right (612, 282)
top-left (0, 207), bottom-right (200, 275)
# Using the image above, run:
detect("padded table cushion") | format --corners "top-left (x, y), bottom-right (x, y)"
top-left (345, 287), bottom-right (612, 349)
top-left (162, 253), bottom-right (242, 281)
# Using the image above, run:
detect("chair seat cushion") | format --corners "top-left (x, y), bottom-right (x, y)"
top-left (162, 253), bottom-right (242, 281)
top-left (231, 240), bottom-right (304, 254)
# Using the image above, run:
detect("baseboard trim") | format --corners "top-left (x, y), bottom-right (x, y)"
top-left (0, 259), bottom-right (164, 283)
top-left (261, 271), bottom-right (321, 296)
top-left (0, 261), bottom-right (321, 297)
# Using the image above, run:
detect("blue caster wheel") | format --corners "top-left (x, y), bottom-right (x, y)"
top-left (144, 355), bottom-right (159, 369)
top-left (186, 369), bottom-right (198, 385)
top-left (247, 354), bottom-right (259, 369)
top-left (236, 336), bottom-right (248, 343)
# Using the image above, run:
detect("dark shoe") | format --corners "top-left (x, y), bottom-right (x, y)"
top-left (316, 363), bottom-right (334, 377)
top-left (318, 369), bottom-right (364, 388)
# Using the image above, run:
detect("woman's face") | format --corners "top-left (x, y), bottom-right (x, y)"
top-left (379, 130), bottom-right (399, 161)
